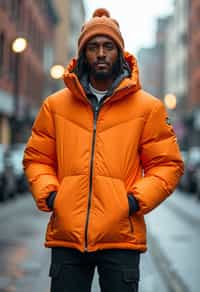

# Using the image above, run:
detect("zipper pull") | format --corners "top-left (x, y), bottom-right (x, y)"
top-left (94, 105), bottom-right (99, 122)
top-left (95, 105), bottom-right (99, 114)
top-left (94, 106), bottom-right (99, 130)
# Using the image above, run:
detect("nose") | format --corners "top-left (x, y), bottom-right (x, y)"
top-left (97, 45), bottom-right (105, 58)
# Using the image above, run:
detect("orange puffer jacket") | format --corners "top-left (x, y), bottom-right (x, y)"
top-left (23, 52), bottom-right (184, 252)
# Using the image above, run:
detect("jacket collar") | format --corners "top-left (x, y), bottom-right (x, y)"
top-left (63, 51), bottom-right (141, 104)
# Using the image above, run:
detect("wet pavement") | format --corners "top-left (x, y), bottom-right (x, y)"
top-left (0, 190), bottom-right (199, 291)
top-left (147, 190), bottom-right (200, 292)
top-left (0, 195), bottom-right (49, 292)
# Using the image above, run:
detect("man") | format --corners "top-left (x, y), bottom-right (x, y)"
top-left (23, 8), bottom-right (184, 292)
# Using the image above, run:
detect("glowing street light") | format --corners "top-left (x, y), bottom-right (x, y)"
top-left (12, 37), bottom-right (27, 53)
top-left (50, 65), bottom-right (65, 79)
top-left (164, 94), bottom-right (177, 110)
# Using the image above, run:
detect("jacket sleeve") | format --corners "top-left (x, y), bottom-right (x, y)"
top-left (131, 100), bottom-right (184, 215)
top-left (23, 98), bottom-right (59, 212)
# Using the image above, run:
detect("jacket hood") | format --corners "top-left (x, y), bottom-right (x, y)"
top-left (63, 51), bottom-right (141, 103)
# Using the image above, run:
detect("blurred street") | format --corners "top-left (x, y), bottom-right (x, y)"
top-left (0, 190), bottom-right (199, 292)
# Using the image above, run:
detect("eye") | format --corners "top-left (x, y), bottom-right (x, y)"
top-left (104, 42), bottom-right (115, 50)
top-left (87, 44), bottom-right (97, 51)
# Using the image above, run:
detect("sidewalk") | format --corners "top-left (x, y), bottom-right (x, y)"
top-left (0, 194), bottom-right (51, 291)
top-left (146, 189), bottom-right (200, 292)
top-left (0, 193), bottom-right (32, 219)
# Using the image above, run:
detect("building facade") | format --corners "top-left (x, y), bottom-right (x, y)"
top-left (187, 0), bottom-right (200, 146)
top-left (0, 0), bottom-right (58, 143)
top-left (67, 0), bottom-right (85, 60)
top-left (137, 17), bottom-right (170, 100)
top-left (164, 0), bottom-right (189, 115)
top-left (137, 46), bottom-right (162, 98)
top-left (189, 0), bottom-right (200, 108)
top-left (52, 0), bottom-right (85, 91)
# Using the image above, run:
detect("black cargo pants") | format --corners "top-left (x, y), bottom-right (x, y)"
top-left (49, 247), bottom-right (140, 292)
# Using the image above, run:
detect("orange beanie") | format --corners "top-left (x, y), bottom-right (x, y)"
top-left (78, 8), bottom-right (125, 55)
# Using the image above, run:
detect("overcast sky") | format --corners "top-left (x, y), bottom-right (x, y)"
top-left (83, 0), bottom-right (174, 54)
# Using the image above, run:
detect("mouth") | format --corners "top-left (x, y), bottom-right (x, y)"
top-left (95, 63), bottom-right (109, 69)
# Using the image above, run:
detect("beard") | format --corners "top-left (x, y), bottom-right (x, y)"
top-left (88, 59), bottom-right (120, 81)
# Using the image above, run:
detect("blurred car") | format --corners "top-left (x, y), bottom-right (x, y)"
top-left (0, 144), bottom-right (16, 202)
top-left (0, 144), bottom-right (6, 200)
top-left (194, 161), bottom-right (200, 200)
top-left (182, 147), bottom-right (200, 193)
top-left (178, 150), bottom-right (188, 190)
top-left (9, 143), bottom-right (29, 194)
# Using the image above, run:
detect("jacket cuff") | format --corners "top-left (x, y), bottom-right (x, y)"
top-left (128, 193), bottom-right (139, 216)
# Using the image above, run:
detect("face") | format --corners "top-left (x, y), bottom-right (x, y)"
top-left (85, 35), bottom-right (119, 80)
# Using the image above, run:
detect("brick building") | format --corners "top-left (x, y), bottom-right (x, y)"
top-left (51, 0), bottom-right (85, 90)
top-left (189, 0), bottom-right (200, 108)
top-left (187, 0), bottom-right (200, 146)
top-left (0, 0), bottom-right (58, 143)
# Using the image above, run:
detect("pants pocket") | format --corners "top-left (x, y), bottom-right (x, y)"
top-left (49, 263), bottom-right (62, 279)
top-left (123, 269), bottom-right (139, 292)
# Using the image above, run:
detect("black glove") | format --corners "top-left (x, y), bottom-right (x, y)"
top-left (128, 193), bottom-right (139, 216)
top-left (46, 191), bottom-right (57, 210)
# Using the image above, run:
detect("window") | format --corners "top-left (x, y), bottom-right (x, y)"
top-left (8, 45), bottom-right (16, 79)
top-left (0, 32), bottom-right (5, 73)
top-left (0, 0), bottom-right (6, 10)
top-left (181, 32), bottom-right (188, 45)
top-left (16, 0), bottom-right (21, 19)
top-left (10, 0), bottom-right (16, 20)
top-left (9, 0), bottom-right (21, 23)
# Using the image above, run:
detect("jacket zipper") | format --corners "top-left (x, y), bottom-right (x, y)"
top-left (84, 104), bottom-right (100, 251)
top-left (83, 86), bottom-right (131, 250)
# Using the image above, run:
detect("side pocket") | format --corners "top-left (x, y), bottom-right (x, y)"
top-left (123, 269), bottom-right (139, 291)
top-left (53, 178), bottom-right (66, 210)
top-left (49, 263), bottom-right (62, 279)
